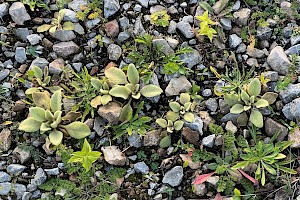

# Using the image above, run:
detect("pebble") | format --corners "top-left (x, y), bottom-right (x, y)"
top-left (201, 134), bottom-right (216, 147)
top-left (0, 69), bottom-right (9, 82)
top-left (0, 129), bottom-right (11, 151)
top-left (279, 83), bottom-right (300, 103)
top-left (63, 9), bottom-right (79, 22)
top-left (49, 58), bottom-right (64, 75)
top-left (26, 34), bottom-right (42, 45)
top-left (68, 0), bottom-right (88, 12)
top-left (267, 46), bottom-right (290, 75)
top-left (53, 41), bottom-right (80, 58)
top-left (134, 162), bottom-right (149, 174)
top-left (107, 44), bottom-right (122, 61)
top-left (193, 183), bottom-right (206, 196)
top-left (105, 20), bottom-right (119, 38)
top-left (128, 132), bottom-right (142, 148)
top-left (220, 18), bottom-right (232, 30)
top-left (179, 49), bottom-right (202, 68)
top-left (202, 89), bottom-right (212, 97)
top-left (265, 118), bottom-right (288, 141)
top-left (256, 27), bottom-right (272, 40)
top-left (282, 98), bottom-right (300, 120)
top-left (50, 30), bottom-right (76, 42)
top-left (101, 146), bottom-right (126, 166)
top-left (7, 164), bottom-right (26, 175)
top-left (0, 3), bottom-right (9, 18)
top-left (205, 98), bottom-right (218, 112)
top-left (233, 8), bottom-right (251, 26)
top-left (13, 146), bottom-right (31, 164)
top-left (182, 127), bottom-right (199, 145)
top-left (9, 2), bottom-right (31, 25)
top-left (184, 116), bottom-right (204, 135)
top-left (177, 21), bottom-right (195, 39)
top-left (143, 130), bottom-right (162, 146)
top-left (31, 168), bottom-right (47, 186)
top-left (15, 183), bottom-right (26, 199)
top-left (285, 44), bottom-right (300, 55)
top-left (0, 182), bottom-right (11, 195)
top-left (289, 128), bottom-right (300, 148)
top-left (162, 166), bottom-right (184, 187)
top-left (153, 38), bottom-right (174, 55)
top-left (229, 34), bottom-right (242, 48)
top-left (44, 168), bottom-right (60, 176)
top-left (118, 31), bottom-right (130, 42)
top-left (104, 0), bottom-right (120, 18)
top-left (165, 76), bottom-right (192, 96)
top-left (30, 57), bottom-right (49, 69)
top-left (0, 172), bottom-right (11, 183)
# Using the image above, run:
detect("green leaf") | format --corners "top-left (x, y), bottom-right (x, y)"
top-left (261, 161), bottom-right (276, 175)
top-left (262, 92), bottom-right (278, 105)
top-left (40, 123), bottom-right (51, 133)
top-left (29, 107), bottom-right (46, 122)
top-left (169, 102), bottom-right (180, 112)
top-left (105, 67), bottom-right (128, 85)
top-left (91, 96), bottom-right (102, 108)
top-left (37, 24), bottom-right (51, 32)
top-left (180, 93), bottom-right (191, 105)
top-left (101, 95), bottom-right (112, 105)
top-left (174, 120), bottom-right (184, 131)
top-left (49, 26), bottom-right (57, 34)
top-left (140, 85), bottom-right (163, 98)
top-left (198, 1), bottom-right (214, 13)
top-left (183, 112), bottom-right (194, 123)
top-left (250, 109), bottom-right (263, 128)
top-left (261, 168), bottom-right (265, 186)
top-left (127, 64), bottom-right (139, 85)
top-left (32, 91), bottom-right (51, 110)
top-left (230, 104), bottom-right (244, 114)
top-left (50, 90), bottom-right (62, 113)
top-left (63, 122), bottom-right (90, 139)
top-left (241, 90), bottom-right (250, 102)
top-left (277, 166), bottom-right (297, 174)
top-left (224, 93), bottom-right (240, 106)
top-left (248, 78), bottom-right (261, 97)
top-left (45, 110), bottom-right (54, 121)
top-left (166, 111), bottom-right (180, 122)
top-left (232, 161), bottom-right (250, 169)
top-left (63, 21), bottom-right (74, 30)
top-left (48, 130), bottom-right (63, 146)
top-left (19, 117), bottom-right (42, 132)
top-left (254, 99), bottom-right (269, 108)
top-left (109, 86), bottom-right (131, 99)
top-left (31, 65), bottom-right (43, 79)
top-left (156, 118), bottom-right (167, 128)
top-left (159, 135), bottom-right (171, 148)
top-left (119, 102), bottom-right (133, 123)
top-left (91, 78), bottom-right (102, 90)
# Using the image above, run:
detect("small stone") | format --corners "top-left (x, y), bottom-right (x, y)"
top-left (282, 98), bottom-right (300, 120)
top-left (98, 102), bottom-right (122, 125)
top-left (119, 17), bottom-right (130, 30)
top-left (202, 89), bottom-right (212, 97)
top-left (14, 183), bottom-right (26, 199)
top-left (117, 31), bottom-right (130, 42)
top-left (137, 0), bottom-right (149, 8)
top-left (7, 164), bottom-right (26, 175)
top-left (15, 47), bottom-right (27, 64)
top-left (30, 57), bottom-right (49, 69)
top-left (165, 76), bottom-right (192, 96)
top-left (134, 4), bottom-right (142, 12)
top-left (185, 116), bottom-right (204, 135)
top-left (236, 43), bottom-right (247, 53)
top-left (179, 49), bottom-right (202, 68)
top-left (93, 117), bottom-right (105, 136)
top-left (207, 176), bottom-right (219, 186)
top-left (105, 20), bottom-right (119, 38)
top-left (279, 83), bottom-right (300, 103)
top-left (193, 183), bottom-right (206, 196)
top-left (128, 132), bottom-right (142, 148)
top-left (162, 166), bottom-right (184, 187)
top-left (68, 0), bottom-right (88, 12)
top-left (0, 3), bottom-right (9, 18)
top-left (233, 8), bottom-right (251, 26)
top-left (74, 23), bottom-right (84, 35)
top-left (104, 0), bottom-right (120, 18)
top-left (291, 35), bottom-right (300, 46)
top-left (31, 168), bottom-right (47, 186)
top-left (49, 58), bottom-right (64, 75)
top-left (44, 168), bottom-right (60, 176)
top-left (0, 172), bottom-right (11, 183)
top-left (134, 162), bottom-right (149, 174)
top-left (247, 47), bottom-right (265, 58)
top-left (13, 146), bottom-right (31, 164)
top-left (107, 44), bottom-right (122, 61)
top-left (0, 69), bottom-right (9, 82)
top-left (201, 134), bottom-right (216, 147)
top-left (85, 18), bottom-right (101, 29)
top-left (152, 38), bottom-right (174, 55)
top-left (22, 192), bottom-right (32, 200)
top-left (182, 127), bottom-right (199, 145)
top-left (0, 129), bottom-right (11, 151)
top-left (267, 46), bottom-right (290, 75)
top-left (289, 128), bottom-right (300, 148)
top-left (50, 30), bottom-right (76, 42)
top-left (9, 2), bottom-right (31, 25)
top-left (0, 182), bottom-right (11, 195)
top-left (225, 121), bottom-right (237, 134)
top-left (15, 28), bottom-right (30, 41)
top-left (53, 41), bottom-right (79, 58)
top-left (229, 34), bottom-right (242, 48)
top-left (285, 44), bottom-right (300, 55)
top-left (27, 34), bottom-right (42, 45)
top-left (262, 71), bottom-right (278, 82)
top-left (133, 17), bottom-right (145, 36)
top-left (265, 118), bottom-right (288, 141)
top-left (205, 98), bottom-right (218, 112)
top-left (213, 0), bottom-right (229, 14)
top-left (63, 9), bottom-right (78, 22)
top-left (42, 38), bottom-right (53, 49)
top-left (62, 98), bottom-right (76, 113)
top-left (168, 20), bottom-right (177, 34)
top-left (101, 146), bottom-right (126, 166)
top-left (256, 27), bottom-right (272, 40)
top-left (143, 130), bottom-right (162, 146)
top-left (166, 37), bottom-right (179, 49)
top-left (220, 18), bottom-right (232, 30)
top-left (177, 21), bottom-right (195, 39)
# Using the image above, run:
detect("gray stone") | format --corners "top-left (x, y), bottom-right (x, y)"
top-left (162, 166), bottom-right (184, 187)
top-left (68, 0), bottom-right (88, 12)
top-left (220, 18), bottom-right (232, 30)
top-left (63, 9), bottom-right (78, 22)
top-left (256, 27), bottom-right (272, 40)
top-left (184, 116), bottom-right (204, 135)
top-left (30, 57), bottom-right (49, 69)
top-left (93, 117), bottom-right (105, 136)
top-left (289, 128), bottom-right (300, 148)
top-left (15, 47), bottom-right (27, 64)
top-left (291, 35), bottom-right (300, 46)
top-left (13, 146), bottom-right (31, 164)
top-left (177, 21), bottom-right (195, 39)
top-left (285, 44), bottom-right (300, 55)
top-left (202, 89), bottom-right (212, 97)
top-left (193, 183), bottom-right (206, 196)
top-left (22, 192), bottom-right (32, 200)
top-left (143, 130), bottom-right (162, 146)
top-left (119, 17), bottom-right (130, 31)
top-left (179, 49), bottom-right (202, 68)
top-left (133, 17), bottom-right (145, 36)
top-left (232, 0), bottom-right (240, 11)
top-left (213, 0), bottom-right (229, 14)
top-left (128, 132), bottom-right (142, 148)
top-left (247, 47), bottom-right (265, 58)
top-left (74, 23), bottom-right (84, 35)
top-left (107, 44), bottom-right (122, 61)
top-left (265, 118), bottom-right (288, 141)
top-left (49, 58), bottom-right (64, 75)
top-left (0, 182), bottom-right (11, 195)
top-left (279, 83), bottom-right (300, 103)
top-left (134, 4), bottom-right (142, 12)
top-left (117, 31), bottom-right (130, 42)
top-left (104, 0), bottom-right (120, 18)
top-left (26, 34), bottom-right (42, 45)
top-left (0, 26), bottom-right (8, 34)
top-left (14, 183), bottom-right (26, 199)
top-left (205, 98), bottom-right (218, 112)
top-left (134, 162), bottom-right (149, 174)
top-left (168, 20), bottom-right (177, 34)
top-left (98, 102), bottom-right (122, 125)
top-left (201, 134), bottom-right (216, 147)
top-left (50, 30), bottom-right (76, 42)
top-left (0, 3), bottom-right (9, 18)
top-left (31, 168), bottom-right (47, 186)
top-left (53, 41), bottom-right (79, 58)
top-left (165, 76), bottom-right (192, 96)
top-left (166, 37), bottom-right (179, 49)
top-left (267, 46), bottom-right (290, 75)
top-left (282, 98), bottom-right (300, 120)
top-left (9, 2), bottom-right (31, 25)
top-left (236, 43), bottom-right (247, 53)
top-left (233, 8), bottom-right (251, 26)
top-left (15, 28), bottom-right (30, 41)
top-left (229, 34), bottom-right (242, 48)
top-left (101, 146), bottom-right (126, 166)
top-left (0, 172), bottom-right (11, 183)
top-left (0, 69), bottom-right (9, 82)
top-left (152, 39), bottom-right (174, 55)
top-left (263, 71), bottom-right (278, 82)
top-left (7, 164), bottom-right (26, 175)
top-left (85, 18), bottom-right (101, 29)
top-left (44, 168), bottom-right (59, 176)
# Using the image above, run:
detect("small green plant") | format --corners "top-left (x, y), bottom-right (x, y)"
top-left (37, 9), bottom-right (74, 33)
top-left (76, 0), bottom-right (103, 21)
top-left (68, 139), bottom-right (101, 172)
top-left (90, 78), bottom-right (112, 108)
top-left (225, 78), bottom-right (278, 128)
top-left (26, 66), bottom-right (50, 90)
top-left (150, 10), bottom-right (170, 27)
top-left (22, 0), bottom-right (49, 11)
top-left (196, 11), bottom-right (217, 42)
top-left (105, 64), bottom-right (163, 100)
top-left (18, 90), bottom-right (90, 145)
top-left (233, 140), bottom-right (297, 186)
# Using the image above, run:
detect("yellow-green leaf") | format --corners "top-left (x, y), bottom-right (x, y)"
top-left (127, 64), bottom-right (139, 85)
top-left (63, 21), bottom-right (75, 30)
top-left (32, 91), bottom-right (51, 110)
top-left (19, 117), bottom-right (42, 132)
top-left (250, 109), bottom-right (263, 128)
top-left (63, 122), bottom-right (90, 139)
top-left (230, 104), bottom-right (244, 114)
top-left (109, 86), bottom-right (131, 99)
top-left (248, 78), bottom-right (261, 97)
top-left (29, 107), bottom-right (46, 122)
top-left (140, 85), bottom-right (163, 98)
top-left (105, 67), bottom-right (128, 85)
top-left (51, 90), bottom-right (62, 112)
top-left (49, 130), bottom-right (63, 146)
top-left (37, 24), bottom-right (52, 32)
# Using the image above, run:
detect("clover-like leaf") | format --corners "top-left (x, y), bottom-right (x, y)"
top-left (224, 93), bottom-right (240, 106)
top-left (230, 104), bottom-right (244, 114)
top-left (105, 67), bottom-right (128, 85)
top-left (63, 122), bottom-right (90, 139)
top-left (241, 90), bottom-right (250, 103)
top-left (248, 78), bottom-right (261, 97)
top-left (183, 112), bottom-right (194, 123)
top-left (140, 85), bottom-right (163, 98)
top-left (91, 78), bottom-right (102, 91)
top-left (180, 93), bottom-right (191, 105)
top-left (159, 135), bottom-right (171, 148)
top-left (169, 102), bottom-right (180, 112)
top-left (127, 64), bottom-right (139, 85)
top-left (254, 99), bottom-right (269, 108)
top-left (19, 117), bottom-right (42, 132)
top-left (109, 86), bottom-right (131, 99)
top-left (29, 107), bottom-right (46, 122)
top-left (31, 65), bottom-right (43, 79)
top-left (49, 130), bottom-right (63, 146)
top-left (166, 111), bottom-right (180, 122)
top-left (250, 109), bottom-right (263, 128)
top-left (156, 118), bottom-right (167, 128)
top-left (174, 120), bottom-right (184, 131)
top-left (50, 90), bottom-right (62, 113)
top-left (119, 102), bottom-right (133, 123)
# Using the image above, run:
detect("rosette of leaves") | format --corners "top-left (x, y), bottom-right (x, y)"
top-left (232, 140), bottom-right (297, 186)
top-left (90, 78), bottom-right (112, 108)
top-left (105, 64), bottom-right (163, 100)
top-left (19, 90), bottom-right (90, 146)
top-left (150, 10), bottom-right (170, 27)
top-left (37, 9), bottom-right (74, 33)
top-left (195, 11), bottom-right (217, 42)
top-left (225, 78), bottom-right (278, 128)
